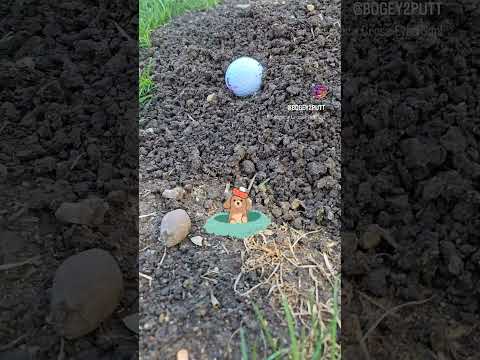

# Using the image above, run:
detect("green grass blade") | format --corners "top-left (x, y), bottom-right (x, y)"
top-left (240, 328), bottom-right (249, 360)
top-left (139, 64), bottom-right (154, 105)
top-left (329, 277), bottom-right (340, 360)
top-left (139, 0), bottom-right (220, 48)
top-left (299, 325), bottom-right (306, 359)
top-left (253, 303), bottom-right (278, 352)
top-left (311, 332), bottom-right (324, 360)
top-left (281, 297), bottom-right (299, 360)
top-left (251, 338), bottom-right (258, 360)
top-left (266, 348), bottom-right (289, 360)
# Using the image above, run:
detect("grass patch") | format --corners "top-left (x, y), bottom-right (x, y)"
top-left (240, 278), bottom-right (340, 360)
top-left (139, 0), bottom-right (220, 48)
top-left (139, 64), bottom-right (155, 105)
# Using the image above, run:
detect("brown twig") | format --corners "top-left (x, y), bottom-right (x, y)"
top-left (247, 173), bottom-right (257, 192)
top-left (139, 212), bottom-right (156, 219)
top-left (0, 333), bottom-right (29, 351)
top-left (57, 337), bottom-right (65, 360)
top-left (139, 272), bottom-right (153, 287)
top-left (159, 246), bottom-right (167, 266)
top-left (361, 296), bottom-right (434, 343)
top-left (0, 256), bottom-right (40, 271)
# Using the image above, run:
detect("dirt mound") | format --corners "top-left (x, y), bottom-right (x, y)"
top-left (140, 0), bottom-right (341, 235)
top-left (139, 0), bottom-right (340, 358)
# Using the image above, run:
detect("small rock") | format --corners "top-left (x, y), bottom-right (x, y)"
top-left (235, 3), bottom-right (250, 9)
top-left (317, 176), bottom-right (336, 189)
top-left (50, 249), bottom-right (123, 339)
top-left (291, 198), bottom-right (305, 210)
top-left (55, 198), bottom-right (108, 225)
top-left (306, 4), bottom-right (315, 12)
top-left (158, 209), bottom-right (191, 247)
top-left (233, 145), bottom-right (246, 161)
top-left (293, 218), bottom-right (302, 229)
top-left (241, 160), bottom-right (256, 175)
top-left (206, 93), bottom-right (217, 103)
top-left (280, 201), bottom-right (290, 214)
top-left (326, 209), bottom-right (334, 221)
top-left (182, 278), bottom-right (193, 289)
top-left (286, 85), bottom-right (301, 95)
top-left (359, 227), bottom-right (382, 250)
top-left (162, 187), bottom-right (185, 200)
top-left (122, 313), bottom-right (139, 334)
top-left (191, 236), bottom-right (203, 246)
top-left (316, 207), bottom-right (325, 224)
top-left (271, 206), bottom-right (282, 218)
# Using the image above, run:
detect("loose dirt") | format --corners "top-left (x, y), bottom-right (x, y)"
top-left (139, 0), bottom-right (341, 359)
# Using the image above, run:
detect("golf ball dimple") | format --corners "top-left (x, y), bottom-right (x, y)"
top-left (225, 57), bottom-right (263, 97)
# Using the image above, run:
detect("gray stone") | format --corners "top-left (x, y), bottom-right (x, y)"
top-left (206, 93), bottom-right (217, 103)
top-left (241, 160), bottom-right (256, 175)
top-left (55, 198), bottom-right (108, 225)
top-left (359, 228), bottom-right (382, 250)
top-left (158, 209), bottom-right (191, 247)
top-left (162, 187), bottom-right (185, 200)
top-left (317, 176), bottom-right (336, 189)
top-left (50, 248), bottom-right (123, 339)
top-left (190, 236), bottom-right (203, 246)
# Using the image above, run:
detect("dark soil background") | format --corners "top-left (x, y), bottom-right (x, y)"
top-left (139, 0), bottom-right (340, 359)
top-left (341, 1), bottom-right (480, 358)
top-left (0, 1), bottom-right (138, 359)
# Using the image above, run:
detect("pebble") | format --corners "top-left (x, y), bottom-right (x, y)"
top-left (317, 175), bottom-right (336, 189)
top-left (306, 4), bottom-right (315, 12)
top-left (291, 198), bottom-right (305, 210)
top-left (206, 93), bottom-right (217, 103)
top-left (162, 187), bottom-right (185, 200)
top-left (55, 198), bottom-right (108, 225)
top-left (241, 160), bottom-right (256, 175)
top-left (271, 206), bottom-right (282, 218)
top-left (190, 236), bottom-right (203, 246)
top-left (235, 4), bottom-right (251, 9)
top-left (158, 209), bottom-right (191, 247)
top-left (316, 207), bottom-right (325, 224)
top-left (293, 218), bottom-right (302, 229)
top-left (50, 248), bottom-right (123, 339)
top-left (359, 227), bottom-right (382, 249)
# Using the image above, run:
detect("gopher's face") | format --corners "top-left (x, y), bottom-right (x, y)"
top-left (224, 194), bottom-right (252, 213)
top-left (231, 195), bottom-right (246, 209)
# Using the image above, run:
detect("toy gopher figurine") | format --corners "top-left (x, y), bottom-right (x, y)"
top-left (223, 186), bottom-right (252, 224)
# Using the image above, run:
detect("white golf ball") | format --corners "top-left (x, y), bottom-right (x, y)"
top-left (225, 57), bottom-right (263, 97)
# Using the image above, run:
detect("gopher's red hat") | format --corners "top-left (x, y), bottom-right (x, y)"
top-left (232, 187), bottom-right (249, 199)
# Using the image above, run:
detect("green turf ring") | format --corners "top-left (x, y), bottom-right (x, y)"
top-left (203, 210), bottom-right (271, 239)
